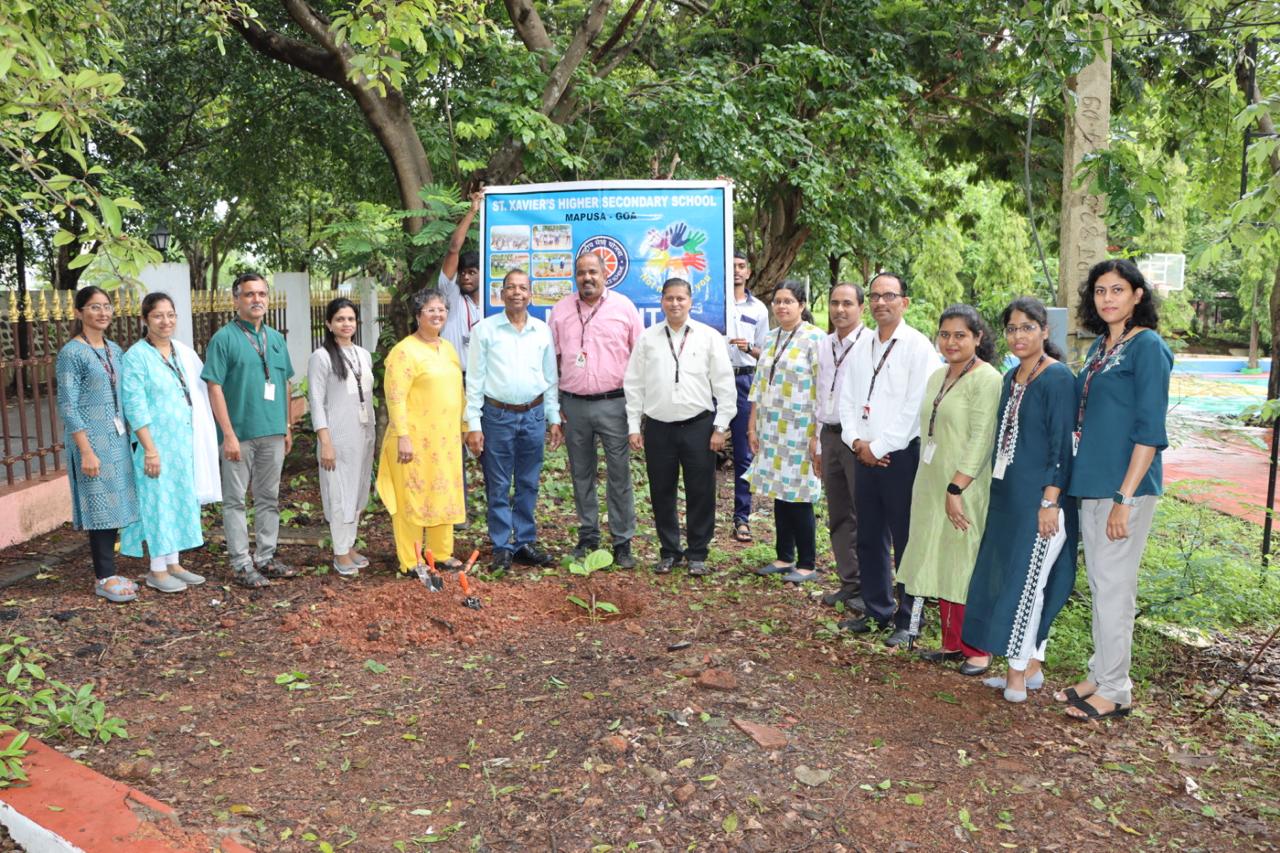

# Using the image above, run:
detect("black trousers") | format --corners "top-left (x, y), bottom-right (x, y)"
top-left (643, 412), bottom-right (716, 561)
top-left (852, 439), bottom-right (919, 630)
top-left (88, 528), bottom-right (119, 581)
top-left (774, 499), bottom-right (816, 569)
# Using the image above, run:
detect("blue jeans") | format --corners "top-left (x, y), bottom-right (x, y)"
top-left (729, 371), bottom-right (754, 524)
top-left (480, 402), bottom-right (546, 554)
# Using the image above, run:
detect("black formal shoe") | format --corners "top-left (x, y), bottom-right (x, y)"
top-left (821, 587), bottom-right (861, 607)
top-left (959, 659), bottom-right (992, 677)
top-left (513, 544), bottom-right (554, 567)
top-left (917, 649), bottom-right (965, 664)
top-left (612, 541), bottom-right (635, 569)
top-left (838, 615), bottom-right (881, 633)
top-left (571, 540), bottom-right (600, 560)
top-left (654, 556), bottom-right (678, 574)
top-left (884, 628), bottom-right (913, 648)
top-left (687, 560), bottom-right (710, 577)
top-left (492, 550), bottom-right (513, 573)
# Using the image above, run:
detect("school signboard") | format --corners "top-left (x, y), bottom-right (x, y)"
top-left (480, 180), bottom-right (733, 331)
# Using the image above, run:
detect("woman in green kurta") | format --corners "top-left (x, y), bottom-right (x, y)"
top-left (897, 304), bottom-right (1002, 675)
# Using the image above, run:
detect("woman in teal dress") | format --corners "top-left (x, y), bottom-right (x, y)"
top-left (961, 297), bottom-right (1077, 703)
top-left (898, 304), bottom-right (1002, 675)
top-left (120, 293), bottom-right (209, 593)
top-left (56, 286), bottom-right (140, 603)
top-left (744, 281), bottom-right (825, 583)
top-left (1060, 259), bottom-right (1172, 722)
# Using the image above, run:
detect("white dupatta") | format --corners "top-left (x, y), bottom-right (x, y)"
top-left (174, 339), bottom-right (223, 505)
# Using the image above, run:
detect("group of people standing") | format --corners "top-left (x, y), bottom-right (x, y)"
top-left (57, 215), bottom-right (1169, 721)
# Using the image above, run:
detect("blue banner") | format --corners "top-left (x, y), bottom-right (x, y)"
top-left (480, 180), bottom-right (733, 331)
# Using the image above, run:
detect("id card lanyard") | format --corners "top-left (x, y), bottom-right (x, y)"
top-left (826, 327), bottom-right (862, 413)
top-left (861, 337), bottom-right (897, 421)
top-left (82, 336), bottom-right (125, 435)
top-left (237, 319), bottom-right (275, 401)
top-left (1074, 332), bottom-right (1135, 456)
top-left (665, 325), bottom-right (690, 383)
top-left (992, 354), bottom-right (1046, 479)
top-left (574, 294), bottom-right (603, 368)
top-left (148, 340), bottom-right (192, 408)
top-left (922, 355), bottom-right (976, 465)
top-left (342, 347), bottom-right (370, 424)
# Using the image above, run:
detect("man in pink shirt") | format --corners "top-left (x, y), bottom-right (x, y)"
top-left (548, 253), bottom-right (645, 568)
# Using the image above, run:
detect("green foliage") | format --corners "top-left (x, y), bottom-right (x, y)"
top-left (0, 636), bottom-right (128, 787)
top-left (907, 216), bottom-right (965, 332)
top-left (565, 549), bottom-right (618, 620)
top-left (315, 184), bottom-right (468, 279)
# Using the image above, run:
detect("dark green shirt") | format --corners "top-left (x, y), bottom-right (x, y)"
top-left (201, 319), bottom-right (294, 441)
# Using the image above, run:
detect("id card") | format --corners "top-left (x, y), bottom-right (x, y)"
top-left (861, 404), bottom-right (871, 421)
top-left (264, 382), bottom-right (276, 402)
top-left (113, 416), bottom-right (126, 436)
top-left (358, 406), bottom-right (370, 425)
top-left (992, 457), bottom-right (1007, 480)
top-left (1071, 430), bottom-right (1080, 457)
top-left (575, 352), bottom-right (587, 369)
top-left (921, 440), bottom-right (936, 465)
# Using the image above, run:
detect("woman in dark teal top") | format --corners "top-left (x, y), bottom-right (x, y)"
top-left (1060, 259), bottom-right (1172, 722)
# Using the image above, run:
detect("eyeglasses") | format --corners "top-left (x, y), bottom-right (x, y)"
top-left (867, 293), bottom-right (903, 303)
top-left (1004, 323), bottom-right (1040, 336)
top-left (82, 303), bottom-right (114, 314)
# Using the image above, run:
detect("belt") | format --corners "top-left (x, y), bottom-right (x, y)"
top-left (733, 366), bottom-right (755, 376)
top-left (821, 422), bottom-right (843, 432)
top-left (561, 389), bottom-right (625, 402)
top-left (485, 394), bottom-right (544, 413)
top-left (650, 409), bottom-right (713, 427)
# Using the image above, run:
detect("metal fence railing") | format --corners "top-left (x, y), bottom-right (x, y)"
top-left (310, 288), bottom-right (394, 352)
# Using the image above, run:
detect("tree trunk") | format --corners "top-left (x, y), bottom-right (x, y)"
top-left (1250, 276), bottom-right (1261, 370)
top-left (1270, 256), bottom-right (1280, 401)
top-left (748, 186), bottom-right (810, 297)
top-left (183, 241), bottom-right (211, 292)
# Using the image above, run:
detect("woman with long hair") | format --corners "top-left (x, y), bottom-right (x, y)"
top-left (745, 281), bottom-right (826, 583)
top-left (308, 297), bottom-right (376, 575)
top-left (375, 289), bottom-right (466, 574)
top-left (56, 287), bottom-right (140, 602)
top-left (120, 292), bottom-right (219, 593)
top-left (897, 304), bottom-right (1002, 675)
top-left (961, 297), bottom-right (1077, 702)
top-left (1059, 259), bottom-right (1171, 721)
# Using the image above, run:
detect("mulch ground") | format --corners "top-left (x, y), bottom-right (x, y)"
top-left (1, 440), bottom-right (1278, 851)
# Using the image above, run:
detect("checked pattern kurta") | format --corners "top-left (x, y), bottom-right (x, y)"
top-left (744, 322), bottom-right (825, 504)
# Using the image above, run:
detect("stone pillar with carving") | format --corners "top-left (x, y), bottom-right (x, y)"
top-left (1058, 38), bottom-right (1112, 358)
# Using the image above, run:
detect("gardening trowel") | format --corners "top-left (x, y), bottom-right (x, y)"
top-left (414, 545), bottom-right (444, 592)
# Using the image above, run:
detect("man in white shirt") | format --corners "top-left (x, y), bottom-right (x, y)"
top-left (837, 272), bottom-right (939, 646)
top-left (809, 282), bottom-right (866, 608)
top-left (439, 191), bottom-right (483, 369)
top-left (625, 278), bottom-right (736, 577)
top-left (724, 252), bottom-right (769, 542)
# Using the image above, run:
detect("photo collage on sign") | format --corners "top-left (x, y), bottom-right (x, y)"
top-left (488, 224), bottom-right (576, 307)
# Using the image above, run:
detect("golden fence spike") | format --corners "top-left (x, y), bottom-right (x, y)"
top-left (36, 290), bottom-right (49, 323)
top-left (6, 290), bottom-right (16, 324)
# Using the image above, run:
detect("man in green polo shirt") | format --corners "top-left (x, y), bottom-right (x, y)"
top-left (202, 272), bottom-right (298, 587)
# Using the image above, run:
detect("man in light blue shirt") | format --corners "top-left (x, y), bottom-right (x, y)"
top-left (466, 269), bottom-right (563, 572)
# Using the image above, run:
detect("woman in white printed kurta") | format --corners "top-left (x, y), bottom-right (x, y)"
top-left (309, 298), bottom-right (376, 576)
top-left (745, 281), bottom-right (825, 582)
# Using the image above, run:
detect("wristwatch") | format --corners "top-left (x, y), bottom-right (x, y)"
top-left (713, 426), bottom-right (726, 435)
top-left (1039, 499), bottom-right (1057, 509)
top-left (946, 483), bottom-right (964, 496)
top-left (1112, 492), bottom-right (1137, 506)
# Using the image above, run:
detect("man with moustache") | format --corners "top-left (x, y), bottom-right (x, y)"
top-left (548, 252), bottom-right (644, 568)
top-left (810, 282), bottom-right (867, 608)
top-left (466, 270), bottom-right (563, 572)
top-left (202, 272), bottom-right (298, 588)
top-left (836, 273), bottom-right (939, 646)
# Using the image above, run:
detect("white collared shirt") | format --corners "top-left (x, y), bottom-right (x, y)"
top-left (838, 320), bottom-right (940, 458)
top-left (725, 292), bottom-right (770, 368)
top-left (816, 326), bottom-right (866, 425)
top-left (624, 318), bottom-right (737, 432)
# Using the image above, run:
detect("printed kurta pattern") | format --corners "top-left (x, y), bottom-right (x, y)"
top-left (119, 341), bottom-right (204, 558)
top-left (744, 322), bottom-right (825, 503)
top-left (375, 336), bottom-right (466, 528)
top-left (309, 347), bottom-right (376, 526)
top-left (897, 362), bottom-right (1002, 603)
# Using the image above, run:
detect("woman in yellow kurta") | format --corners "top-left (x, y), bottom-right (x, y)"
top-left (376, 289), bottom-right (467, 573)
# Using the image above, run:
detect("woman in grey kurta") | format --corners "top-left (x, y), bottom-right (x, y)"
top-left (308, 298), bottom-right (376, 576)
top-left (55, 286), bottom-right (140, 603)
top-left (897, 304), bottom-right (1001, 675)
top-left (120, 293), bottom-right (209, 594)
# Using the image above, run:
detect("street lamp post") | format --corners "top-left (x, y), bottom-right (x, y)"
top-left (148, 223), bottom-right (171, 254)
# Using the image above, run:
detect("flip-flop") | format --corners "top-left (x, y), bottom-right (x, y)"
top-left (733, 523), bottom-right (752, 543)
top-left (94, 575), bottom-right (138, 603)
top-left (1067, 695), bottom-right (1131, 722)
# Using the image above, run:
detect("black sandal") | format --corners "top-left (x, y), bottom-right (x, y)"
top-left (1067, 695), bottom-right (1131, 722)
top-left (233, 566), bottom-right (271, 588)
top-left (733, 522), bottom-right (752, 543)
top-left (1054, 685), bottom-right (1095, 704)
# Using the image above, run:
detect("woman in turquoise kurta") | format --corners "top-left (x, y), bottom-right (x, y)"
top-left (745, 281), bottom-right (825, 583)
top-left (56, 286), bottom-right (140, 603)
top-left (897, 304), bottom-right (1002, 675)
top-left (120, 293), bottom-right (208, 593)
